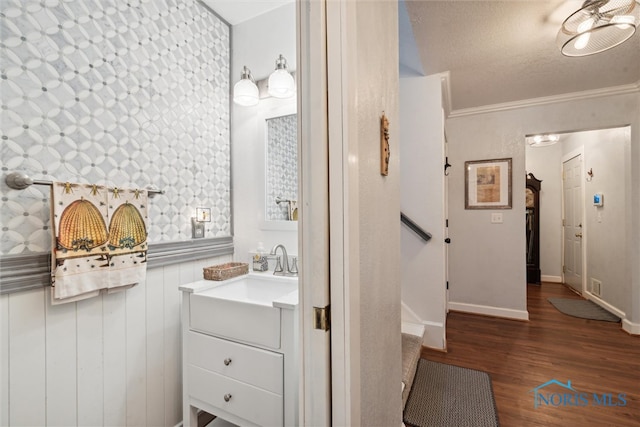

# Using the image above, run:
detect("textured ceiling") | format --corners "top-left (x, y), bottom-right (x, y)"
top-left (204, 0), bottom-right (639, 111)
top-left (405, 0), bottom-right (640, 111)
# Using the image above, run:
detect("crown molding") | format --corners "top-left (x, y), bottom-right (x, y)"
top-left (448, 81), bottom-right (640, 119)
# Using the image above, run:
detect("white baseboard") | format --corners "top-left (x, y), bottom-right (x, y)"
top-left (622, 319), bottom-right (640, 335)
top-left (448, 301), bottom-right (529, 321)
top-left (541, 275), bottom-right (562, 283)
top-left (422, 321), bottom-right (446, 351)
top-left (583, 292), bottom-right (626, 319)
top-left (401, 301), bottom-right (446, 350)
top-left (562, 292), bottom-right (637, 335)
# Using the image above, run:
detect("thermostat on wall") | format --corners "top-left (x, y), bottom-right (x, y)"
top-left (593, 193), bottom-right (604, 207)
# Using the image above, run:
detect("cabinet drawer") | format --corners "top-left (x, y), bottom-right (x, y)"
top-left (188, 365), bottom-right (283, 427)
top-left (190, 293), bottom-right (281, 349)
top-left (188, 331), bottom-right (283, 395)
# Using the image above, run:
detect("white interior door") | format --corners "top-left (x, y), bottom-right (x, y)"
top-left (298, 0), bottom-right (331, 425)
top-left (562, 153), bottom-right (584, 293)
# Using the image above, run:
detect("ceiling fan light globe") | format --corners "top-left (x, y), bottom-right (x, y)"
top-left (611, 14), bottom-right (636, 28)
top-left (557, 0), bottom-right (639, 56)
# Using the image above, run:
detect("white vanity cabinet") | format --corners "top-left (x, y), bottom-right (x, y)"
top-left (180, 274), bottom-right (298, 427)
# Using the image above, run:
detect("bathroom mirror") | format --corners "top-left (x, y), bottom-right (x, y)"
top-left (260, 102), bottom-right (298, 231)
top-left (266, 113), bottom-right (298, 221)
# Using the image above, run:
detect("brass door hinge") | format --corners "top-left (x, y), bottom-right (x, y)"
top-left (314, 305), bottom-right (330, 331)
top-left (563, 265), bottom-right (566, 273)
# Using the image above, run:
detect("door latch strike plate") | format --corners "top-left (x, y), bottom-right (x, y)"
top-left (314, 305), bottom-right (330, 331)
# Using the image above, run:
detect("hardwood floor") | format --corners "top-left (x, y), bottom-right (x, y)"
top-left (198, 411), bottom-right (216, 427)
top-left (421, 282), bottom-right (640, 427)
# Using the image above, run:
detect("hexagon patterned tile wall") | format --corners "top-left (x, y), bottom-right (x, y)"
top-left (0, 0), bottom-right (231, 255)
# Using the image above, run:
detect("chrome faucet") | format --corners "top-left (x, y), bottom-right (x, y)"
top-left (270, 244), bottom-right (293, 276)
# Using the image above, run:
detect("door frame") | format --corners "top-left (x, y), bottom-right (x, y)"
top-left (561, 147), bottom-right (586, 294)
top-left (325, 0), bottom-right (361, 424)
top-left (443, 109), bottom-right (450, 316)
top-left (297, 0), bottom-right (334, 425)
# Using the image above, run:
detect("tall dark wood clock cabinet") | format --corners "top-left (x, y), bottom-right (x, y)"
top-left (526, 173), bottom-right (542, 284)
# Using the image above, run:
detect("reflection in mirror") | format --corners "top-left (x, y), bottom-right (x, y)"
top-left (266, 114), bottom-right (298, 221)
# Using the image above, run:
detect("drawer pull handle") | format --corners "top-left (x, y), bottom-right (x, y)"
top-left (223, 393), bottom-right (232, 402)
top-left (223, 358), bottom-right (232, 366)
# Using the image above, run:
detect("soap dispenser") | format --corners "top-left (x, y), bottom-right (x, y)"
top-left (253, 242), bottom-right (269, 272)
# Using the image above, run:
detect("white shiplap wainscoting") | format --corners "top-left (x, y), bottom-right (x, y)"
top-left (0, 254), bottom-right (232, 427)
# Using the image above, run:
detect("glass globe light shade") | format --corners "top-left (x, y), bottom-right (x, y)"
top-left (233, 66), bottom-right (259, 106)
top-left (268, 55), bottom-right (295, 99)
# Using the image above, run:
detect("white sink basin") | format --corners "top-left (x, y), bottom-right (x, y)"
top-left (183, 273), bottom-right (298, 349)
top-left (197, 274), bottom-right (298, 307)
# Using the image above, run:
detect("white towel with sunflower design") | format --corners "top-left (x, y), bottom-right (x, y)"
top-left (50, 183), bottom-right (148, 304)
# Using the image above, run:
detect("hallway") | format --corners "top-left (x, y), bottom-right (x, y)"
top-left (421, 282), bottom-right (640, 427)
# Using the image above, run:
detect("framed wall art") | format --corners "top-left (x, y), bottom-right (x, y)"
top-left (465, 158), bottom-right (512, 209)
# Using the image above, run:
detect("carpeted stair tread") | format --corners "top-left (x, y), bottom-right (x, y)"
top-left (401, 333), bottom-right (422, 409)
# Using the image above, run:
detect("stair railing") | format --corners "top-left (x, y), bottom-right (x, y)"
top-left (400, 212), bottom-right (432, 242)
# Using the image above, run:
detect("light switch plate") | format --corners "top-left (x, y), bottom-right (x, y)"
top-left (191, 218), bottom-right (205, 238)
top-left (491, 213), bottom-right (503, 224)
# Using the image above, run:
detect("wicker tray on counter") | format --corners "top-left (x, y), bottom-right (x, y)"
top-left (203, 262), bottom-right (249, 281)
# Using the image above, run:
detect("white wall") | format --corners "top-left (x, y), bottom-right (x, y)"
top-left (447, 90), bottom-right (639, 329)
top-left (399, 75), bottom-right (446, 349)
top-left (446, 114), bottom-right (529, 319)
top-left (526, 127), bottom-right (631, 316)
top-left (0, 254), bottom-right (231, 427)
top-left (231, 3), bottom-right (298, 262)
top-left (564, 128), bottom-right (631, 315)
top-left (526, 141), bottom-right (563, 280)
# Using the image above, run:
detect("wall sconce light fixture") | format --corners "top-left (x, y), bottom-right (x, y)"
top-left (267, 54), bottom-right (295, 99)
top-left (233, 66), bottom-right (259, 106)
top-left (234, 55), bottom-right (296, 107)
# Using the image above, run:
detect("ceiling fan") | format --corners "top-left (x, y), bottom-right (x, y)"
top-left (557, 0), bottom-right (639, 56)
